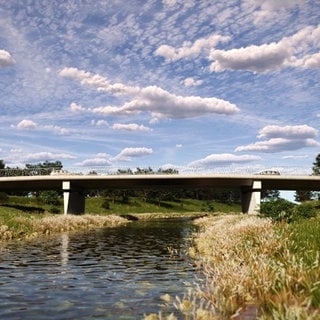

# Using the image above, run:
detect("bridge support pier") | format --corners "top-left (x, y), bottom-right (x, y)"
top-left (62, 181), bottom-right (85, 215)
top-left (241, 180), bottom-right (261, 214)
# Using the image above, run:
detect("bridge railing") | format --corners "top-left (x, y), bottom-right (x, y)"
top-left (0, 166), bottom-right (313, 177)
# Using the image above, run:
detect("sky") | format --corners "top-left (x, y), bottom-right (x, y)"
top-left (0, 0), bottom-right (319, 175)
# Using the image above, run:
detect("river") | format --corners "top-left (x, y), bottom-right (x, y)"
top-left (0, 218), bottom-right (201, 319)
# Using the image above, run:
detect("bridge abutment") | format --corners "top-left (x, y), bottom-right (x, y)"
top-left (241, 180), bottom-right (261, 214)
top-left (63, 181), bottom-right (85, 215)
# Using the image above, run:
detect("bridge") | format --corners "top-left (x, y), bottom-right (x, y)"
top-left (0, 173), bottom-right (319, 214)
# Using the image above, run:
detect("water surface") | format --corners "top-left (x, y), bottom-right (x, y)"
top-left (0, 218), bottom-right (199, 319)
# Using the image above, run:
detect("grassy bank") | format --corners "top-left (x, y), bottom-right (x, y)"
top-left (163, 214), bottom-right (320, 320)
top-left (0, 207), bottom-right (130, 241)
top-left (0, 195), bottom-right (240, 241)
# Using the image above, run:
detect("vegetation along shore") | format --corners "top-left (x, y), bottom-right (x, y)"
top-left (145, 201), bottom-right (320, 320)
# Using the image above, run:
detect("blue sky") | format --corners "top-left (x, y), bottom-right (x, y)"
top-left (0, 0), bottom-right (319, 174)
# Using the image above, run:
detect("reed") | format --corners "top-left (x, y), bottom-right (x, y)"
top-left (0, 214), bottom-right (129, 241)
top-left (184, 214), bottom-right (320, 319)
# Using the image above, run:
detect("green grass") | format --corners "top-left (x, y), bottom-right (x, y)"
top-left (0, 195), bottom-right (241, 240)
top-left (85, 196), bottom-right (241, 215)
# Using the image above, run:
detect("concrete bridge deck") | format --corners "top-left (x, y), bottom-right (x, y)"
top-left (0, 173), bottom-right (319, 214)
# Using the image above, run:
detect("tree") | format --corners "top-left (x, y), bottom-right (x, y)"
top-left (312, 153), bottom-right (320, 200)
top-left (294, 154), bottom-right (320, 202)
top-left (261, 190), bottom-right (280, 201)
top-left (312, 153), bottom-right (320, 175)
top-left (295, 190), bottom-right (314, 202)
top-left (135, 167), bottom-right (154, 174)
top-left (25, 160), bottom-right (63, 175)
top-left (0, 160), bottom-right (5, 170)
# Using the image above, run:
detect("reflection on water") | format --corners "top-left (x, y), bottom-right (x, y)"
top-left (0, 219), bottom-right (199, 319)
top-left (60, 233), bottom-right (69, 267)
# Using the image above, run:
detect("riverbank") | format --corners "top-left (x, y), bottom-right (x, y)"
top-left (0, 195), bottom-right (239, 241)
top-left (170, 214), bottom-right (320, 319)
top-left (0, 213), bottom-right (130, 241)
top-left (0, 205), bottom-right (210, 241)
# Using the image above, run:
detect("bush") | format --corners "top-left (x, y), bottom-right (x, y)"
top-left (39, 191), bottom-right (60, 206)
top-left (201, 201), bottom-right (215, 212)
top-left (261, 199), bottom-right (318, 223)
top-left (101, 198), bottom-right (110, 210)
top-left (49, 206), bottom-right (61, 214)
top-left (0, 192), bottom-right (8, 203)
top-left (292, 203), bottom-right (317, 221)
top-left (260, 198), bottom-right (295, 222)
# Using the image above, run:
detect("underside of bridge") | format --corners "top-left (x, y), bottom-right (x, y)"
top-left (62, 179), bottom-right (262, 215)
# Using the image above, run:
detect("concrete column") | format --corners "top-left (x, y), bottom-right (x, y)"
top-left (62, 181), bottom-right (85, 215)
top-left (241, 180), bottom-right (261, 214)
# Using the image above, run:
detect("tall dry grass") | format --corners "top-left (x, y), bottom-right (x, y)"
top-left (185, 215), bottom-right (320, 319)
top-left (0, 214), bottom-right (129, 241)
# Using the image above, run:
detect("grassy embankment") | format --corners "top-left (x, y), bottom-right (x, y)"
top-left (148, 204), bottom-right (320, 320)
top-left (0, 195), bottom-right (240, 241)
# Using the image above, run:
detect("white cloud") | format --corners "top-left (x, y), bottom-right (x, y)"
top-left (162, 0), bottom-right (181, 8)
top-left (209, 25), bottom-right (320, 73)
top-left (97, 86), bottom-right (239, 118)
top-left (154, 33), bottom-right (230, 61)
top-left (60, 67), bottom-right (140, 96)
top-left (236, 138), bottom-right (319, 153)
top-left (24, 152), bottom-right (76, 163)
top-left (75, 153), bottom-right (112, 167)
top-left (183, 77), bottom-right (203, 87)
top-left (43, 125), bottom-right (70, 135)
top-left (113, 147), bottom-right (153, 161)
top-left (282, 155), bottom-right (309, 159)
top-left (112, 123), bottom-right (152, 132)
top-left (60, 68), bottom-right (239, 119)
top-left (15, 119), bottom-right (69, 135)
top-left (236, 125), bottom-right (320, 153)
top-left (0, 49), bottom-right (15, 67)
top-left (243, 0), bottom-right (307, 25)
top-left (188, 153), bottom-right (261, 168)
top-left (258, 125), bottom-right (318, 139)
top-left (70, 102), bottom-right (86, 112)
top-left (16, 119), bottom-right (37, 130)
top-left (291, 52), bottom-right (320, 69)
top-left (210, 42), bottom-right (289, 73)
top-left (91, 119), bottom-right (108, 126)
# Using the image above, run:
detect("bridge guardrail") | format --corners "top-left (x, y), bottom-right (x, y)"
top-left (0, 166), bottom-right (313, 177)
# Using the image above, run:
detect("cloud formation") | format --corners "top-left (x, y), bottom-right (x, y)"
top-left (154, 25), bottom-right (320, 74)
top-left (16, 119), bottom-right (37, 130)
top-left (243, 0), bottom-right (307, 25)
top-left (0, 49), bottom-right (15, 67)
top-left (14, 119), bottom-right (69, 135)
top-left (113, 147), bottom-right (153, 162)
top-left (236, 125), bottom-right (320, 153)
top-left (188, 153), bottom-right (261, 168)
top-left (112, 123), bottom-right (152, 132)
top-left (75, 153), bottom-right (112, 167)
top-left (209, 25), bottom-right (320, 73)
top-left (154, 33), bottom-right (230, 61)
top-left (61, 67), bottom-right (239, 120)
top-left (24, 152), bottom-right (75, 163)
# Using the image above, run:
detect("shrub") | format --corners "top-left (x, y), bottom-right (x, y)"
top-left (39, 191), bottom-right (60, 206)
top-left (0, 192), bottom-right (8, 203)
top-left (101, 198), bottom-right (110, 210)
top-left (49, 206), bottom-right (61, 214)
top-left (201, 201), bottom-right (215, 212)
top-left (260, 198), bottom-right (295, 222)
top-left (292, 202), bottom-right (317, 221)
